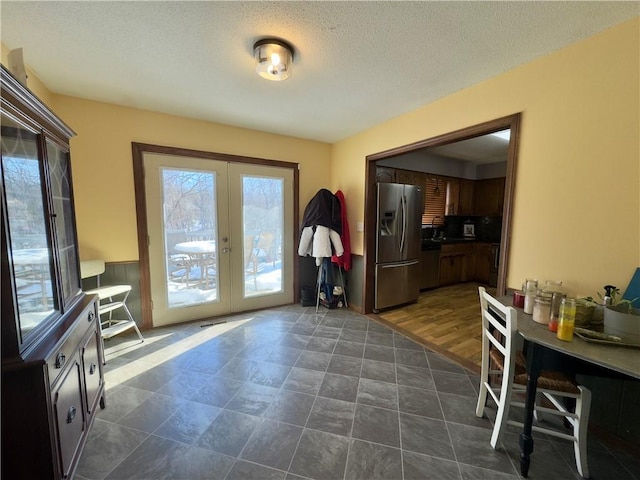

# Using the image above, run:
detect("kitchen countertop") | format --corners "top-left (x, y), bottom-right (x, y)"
top-left (421, 237), bottom-right (500, 250)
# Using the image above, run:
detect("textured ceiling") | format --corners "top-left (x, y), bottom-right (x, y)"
top-left (1, 2), bottom-right (638, 143)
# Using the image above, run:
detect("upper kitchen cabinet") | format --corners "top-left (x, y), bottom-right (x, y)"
top-left (376, 167), bottom-right (426, 187)
top-left (473, 177), bottom-right (505, 216)
top-left (376, 167), bottom-right (427, 187)
top-left (375, 166), bottom-right (396, 183)
top-left (445, 178), bottom-right (474, 216)
top-left (395, 168), bottom-right (426, 186)
top-left (445, 179), bottom-right (460, 215)
top-left (459, 179), bottom-right (475, 215)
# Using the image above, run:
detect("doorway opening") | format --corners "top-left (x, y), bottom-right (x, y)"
top-left (362, 114), bottom-right (521, 314)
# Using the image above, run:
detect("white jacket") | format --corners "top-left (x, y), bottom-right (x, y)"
top-left (299, 225), bottom-right (344, 265)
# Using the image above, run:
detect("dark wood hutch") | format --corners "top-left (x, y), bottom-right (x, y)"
top-left (1, 65), bottom-right (105, 479)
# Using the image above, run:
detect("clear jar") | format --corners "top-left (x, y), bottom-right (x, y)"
top-left (557, 297), bottom-right (577, 342)
top-left (548, 292), bottom-right (566, 332)
top-left (523, 279), bottom-right (538, 314)
top-left (532, 292), bottom-right (552, 324)
top-left (543, 280), bottom-right (563, 294)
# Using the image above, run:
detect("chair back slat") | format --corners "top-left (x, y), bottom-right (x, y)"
top-left (478, 286), bottom-right (518, 379)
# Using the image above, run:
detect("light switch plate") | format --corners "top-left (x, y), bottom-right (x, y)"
top-left (356, 222), bottom-right (364, 232)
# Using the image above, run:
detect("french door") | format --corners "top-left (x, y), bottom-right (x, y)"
top-left (143, 153), bottom-right (294, 326)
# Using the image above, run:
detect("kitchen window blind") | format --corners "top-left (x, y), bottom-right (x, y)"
top-left (422, 177), bottom-right (446, 225)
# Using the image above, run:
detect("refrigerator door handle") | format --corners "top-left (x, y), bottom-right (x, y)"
top-left (379, 260), bottom-right (420, 269)
top-left (400, 194), bottom-right (407, 253)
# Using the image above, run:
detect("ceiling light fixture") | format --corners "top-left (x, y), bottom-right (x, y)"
top-left (253, 39), bottom-right (294, 81)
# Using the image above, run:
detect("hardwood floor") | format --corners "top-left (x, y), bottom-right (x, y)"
top-left (370, 282), bottom-right (496, 374)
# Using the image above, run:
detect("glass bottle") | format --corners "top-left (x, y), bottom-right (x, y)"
top-left (557, 297), bottom-right (577, 341)
top-left (548, 292), bottom-right (566, 333)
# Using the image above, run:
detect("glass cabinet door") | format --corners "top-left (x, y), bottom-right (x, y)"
top-left (47, 140), bottom-right (81, 305)
top-left (1, 114), bottom-right (58, 341)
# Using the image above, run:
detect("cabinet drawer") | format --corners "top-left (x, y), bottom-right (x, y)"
top-left (47, 303), bottom-right (97, 384)
top-left (82, 329), bottom-right (103, 415)
top-left (53, 354), bottom-right (85, 478)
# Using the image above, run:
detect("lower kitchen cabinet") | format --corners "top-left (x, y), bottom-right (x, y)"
top-left (421, 248), bottom-right (441, 290)
top-left (439, 253), bottom-right (463, 286)
top-left (474, 243), bottom-right (492, 284)
top-left (439, 243), bottom-right (474, 286)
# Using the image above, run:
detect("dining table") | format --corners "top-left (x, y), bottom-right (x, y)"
top-left (496, 295), bottom-right (640, 478)
top-left (174, 240), bottom-right (216, 288)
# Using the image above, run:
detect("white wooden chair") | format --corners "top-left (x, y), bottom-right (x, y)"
top-left (475, 286), bottom-right (591, 478)
top-left (80, 260), bottom-right (144, 344)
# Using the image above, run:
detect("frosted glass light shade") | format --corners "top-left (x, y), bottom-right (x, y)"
top-left (253, 39), bottom-right (293, 81)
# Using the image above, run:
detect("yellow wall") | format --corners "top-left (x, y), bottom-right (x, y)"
top-left (332, 18), bottom-right (640, 298)
top-left (4, 18), bottom-right (639, 298)
top-left (49, 97), bottom-right (331, 262)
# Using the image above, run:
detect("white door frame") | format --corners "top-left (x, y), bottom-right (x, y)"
top-left (132, 143), bottom-right (300, 330)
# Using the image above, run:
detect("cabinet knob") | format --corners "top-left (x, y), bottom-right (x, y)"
top-left (55, 352), bottom-right (66, 369)
top-left (89, 363), bottom-right (96, 375)
top-left (66, 406), bottom-right (77, 424)
top-left (88, 310), bottom-right (95, 322)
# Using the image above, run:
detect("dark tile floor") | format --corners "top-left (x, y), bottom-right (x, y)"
top-left (76, 305), bottom-right (639, 480)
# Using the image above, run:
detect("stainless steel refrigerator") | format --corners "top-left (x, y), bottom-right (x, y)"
top-left (374, 182), bottom-right (422, 311)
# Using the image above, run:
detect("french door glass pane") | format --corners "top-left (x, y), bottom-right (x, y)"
top-left (161, 168), bottom-right (218, 307)
top-left (242, 175), bottom-right (284, 298)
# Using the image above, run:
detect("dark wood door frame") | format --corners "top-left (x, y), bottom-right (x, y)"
top-left (362, 113), bottom-right (521, 314)
top-left (131, 142), bottom-right (300, 330)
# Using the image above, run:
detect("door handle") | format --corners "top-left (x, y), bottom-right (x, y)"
top-left (67, 406), bottom-right (77, 424)
top-left (400, 195), bottom-right (407, 253)
top-left (55, 352), bottom-right (66, 369)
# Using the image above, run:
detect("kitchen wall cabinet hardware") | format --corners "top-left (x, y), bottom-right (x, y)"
top-left (1, 65), bottom-right (105, 479)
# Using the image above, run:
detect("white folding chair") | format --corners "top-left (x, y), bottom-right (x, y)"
top-left (475, 286), bottom-right (591, 478)
top-left (80, 260), bottom-right (144, 344)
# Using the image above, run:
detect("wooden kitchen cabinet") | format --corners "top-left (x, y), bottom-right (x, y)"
top-left (439, 253), bottom-right (461, 286)
top-left (445, 179), bottom-right (460, 215)
top-left (1, 65), bottom-right (105, 479)
top-left (474, 177), bottom-right (506, 215)
top-left (439, 243), bottom-right (474, 285)
top-left (459, 179), bottom-right (475, 215)
top-left (376, 166), bottom-right (396, 183)
top-left (445, 178), bottom-right (474, 216)
top-left (474, 243), bottom-right (492, 284)
top-left (396, 168), bottom-right (426, 186)
top-left (376, 167), bottom-right (427, 188)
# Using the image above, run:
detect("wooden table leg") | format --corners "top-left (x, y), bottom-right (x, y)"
top-left (520, 341), bottom-right (542, 477)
